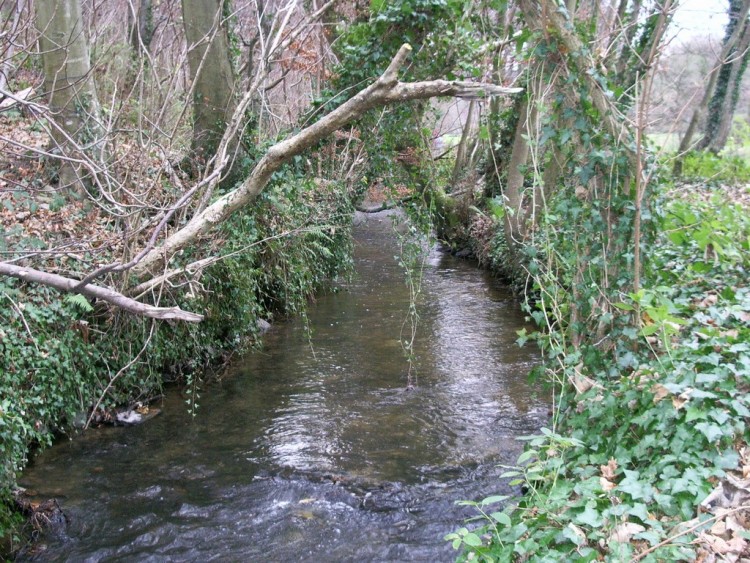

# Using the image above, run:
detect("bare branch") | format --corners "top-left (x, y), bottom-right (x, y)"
top-left (0, 262), bottom-right (204, 322)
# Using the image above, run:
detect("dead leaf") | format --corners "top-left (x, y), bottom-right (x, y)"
top-left (610, 522), bottom-right (645, 543)
top-left (700, 475), bottom-right (750, 512)
top-left (601, 458), bottom-right (618, 481)
top-left (672, 395), bottom-right (688, 409)
top-left (710, 520), bottom-right (727, 537)
top-left (600, 477), bottom-right (616, 491)
top-left (570, 363), bottom-right (602, 395)
top-left (652, 384), bottom-right (670, 403)
top-left (696, 531), bottom-right (746, 561)
top-left (697, 293), bottom-right (719, 308)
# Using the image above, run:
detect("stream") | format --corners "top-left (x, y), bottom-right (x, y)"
top-left (19, 211), bottom-right (548, 562)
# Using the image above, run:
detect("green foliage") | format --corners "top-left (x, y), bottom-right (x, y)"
top-left (0, 281), bottom-right (101, 535)
top-left (0, 170), bottom-right (354, 545)
top-left (450, 188), bottom-right (750, 562)
top-left (321, 0), bottom-right (481, 193)
top-left (445, 3), bottom-right (748, 557)
top-left (724, 117), bottom-right (750, 158)
top-left (679, 150), bottom-right (750, 185)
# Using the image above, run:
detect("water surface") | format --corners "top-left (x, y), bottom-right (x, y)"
top-left (20, 211), bottom-right (548, 561)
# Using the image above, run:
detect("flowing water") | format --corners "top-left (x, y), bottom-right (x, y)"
top-left (19, 211), bottom-right (548, 562)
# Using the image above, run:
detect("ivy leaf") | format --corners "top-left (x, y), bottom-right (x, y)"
top-left (575, 501), bottom-right (603, 528)
top-left (695, 422), bottom-right (724, 443)
top-left (685, 406), bottom-right (708, 422)
top-left (618, 470), bottom-right (654, 501)
top-left (562, 523), bottom-right (587, 546)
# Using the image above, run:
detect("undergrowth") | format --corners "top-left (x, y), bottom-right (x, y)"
top-left (680, 150), bottom-right (750, 185)
top-left (447, 187), bottom-right (750, 561)
top-left (0, 174), bottom-right (354, 548)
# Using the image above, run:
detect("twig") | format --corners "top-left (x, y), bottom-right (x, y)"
top-left (85, 320), bottom-right (156, 429)
top-left (631, 504), bottom-right (750, 562)
top-left (2, 290), bottom-right (39, 352)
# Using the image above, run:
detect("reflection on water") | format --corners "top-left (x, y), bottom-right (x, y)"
top-left (19, 211), bottom-right (548, 561)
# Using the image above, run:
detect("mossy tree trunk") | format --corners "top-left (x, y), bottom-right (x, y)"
top-left (698, 11), bottom-right (750, 153)
top-left (36, 0), bottom-right (103, 192)
top-left (128, 0), bottom-right (154, 57)
top-left (677, 0), bottom-right (750, 162)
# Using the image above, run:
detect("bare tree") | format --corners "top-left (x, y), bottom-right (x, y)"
top-left (698, 1), bottom-right (750, 153)
top-left (0, 0), bottom-right (27, 94)
top-left (2, 12), bottom-right (521, 322)
top-left (129, 0), bottom-right (154, 56)
top-left (674, 0), bottom-right (750, 171)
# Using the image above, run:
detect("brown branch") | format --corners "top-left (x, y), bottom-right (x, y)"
top-left (0, 262), bottom-right (203, 322)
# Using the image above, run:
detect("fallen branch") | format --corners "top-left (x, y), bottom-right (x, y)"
top-left (0, 262), bottom-right (203, 322)
top-left (355, 195), bottom-right (416, 213)
top-left (131, 43), bottom-right (522, 276)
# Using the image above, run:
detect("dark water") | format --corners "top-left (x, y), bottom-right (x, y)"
top-left (19, 211), bottom-right (548, 562)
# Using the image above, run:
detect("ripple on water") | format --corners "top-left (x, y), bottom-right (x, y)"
top-left (17, 211), bottom-right (548, 561)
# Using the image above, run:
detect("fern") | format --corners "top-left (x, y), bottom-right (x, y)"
top-left (65, 293), bottom-right (94, 312)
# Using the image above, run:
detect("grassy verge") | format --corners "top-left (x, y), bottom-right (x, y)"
top-left (447, 180), bottom-right (750, 561)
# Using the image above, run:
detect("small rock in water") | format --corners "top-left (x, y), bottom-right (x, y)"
top-left (115, 408), bottom-right (161, 426)
top-left (116, 411), bottom-right (143, 425)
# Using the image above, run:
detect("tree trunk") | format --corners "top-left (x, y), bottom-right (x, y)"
top-left (128, 0), bottom-right (154, 56)
top-left (503, 97), bottom-right (534, 256)
top-left (675, 0), bottom-right (750, 173)
top-left (614, 0), bottom-right (643, 80)
top-left (0, 0), bottom-right (26, 94)
top-left (182, 0), bottom-right (236, 167)
top-left (36, 0), bottom-right (103, 192)
top-left (703, 18), bottom-right (750, 153)
top-left (450, 100), bottom-right (476, 187)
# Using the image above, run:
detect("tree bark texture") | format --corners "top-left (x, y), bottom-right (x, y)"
top-left (182, 0), bottom-right (236, 161)
top-left (0, 0), bottom-right (26, 94)
top-left (519, 0), bottom-right (635, 170)
top-left (36, 0), bottom-right (103, 190)
top-left (678, 0), bottom-right (750, 162)
top-left (128, 0), bottom-right (154, 56)
top-left (503, 96), bottom-right (535, 253)
top-left (700, 15), bottom-right (750, 153)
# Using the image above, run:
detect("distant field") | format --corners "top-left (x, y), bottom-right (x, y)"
top-left (649, 132), bottom-right (680, 152)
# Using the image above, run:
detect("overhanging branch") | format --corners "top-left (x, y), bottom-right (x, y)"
top-left (132, 44), bottom-right (522, 276)
top-left (0, 263), bottom-right (204, 322)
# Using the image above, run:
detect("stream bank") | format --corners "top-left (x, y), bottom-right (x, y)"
top-left (17, 210), bottom-right (548, 561)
